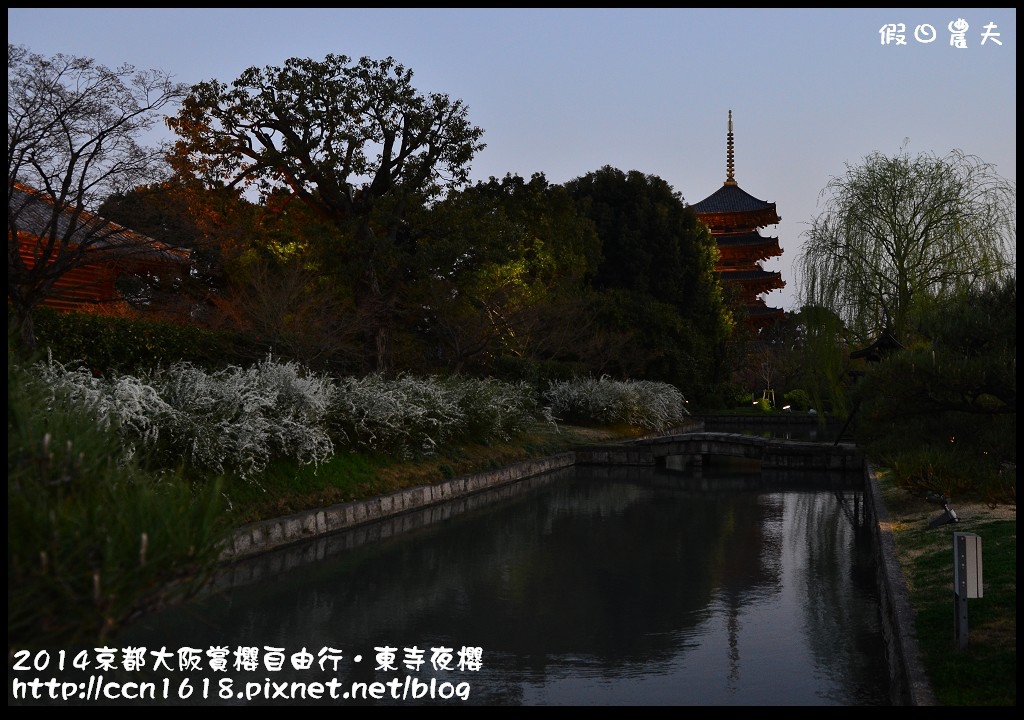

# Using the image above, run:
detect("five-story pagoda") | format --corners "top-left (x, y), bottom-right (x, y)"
top-left (691, 111), bottom-right (785, 329)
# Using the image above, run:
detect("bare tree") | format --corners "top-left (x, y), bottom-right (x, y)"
top-left (795, 143), bottom-right (1016, 344)
top-left (7, 44), bottom-right (188, 350)
top-left (223, 257), bottom-right (365, 372)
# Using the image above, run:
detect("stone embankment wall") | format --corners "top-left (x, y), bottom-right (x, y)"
top-left (221, 452), bottom-right (576, 561)
top-left (219, 424), bottom-right (935, 706)
top-left (863, 462), bottom-right (939, 706)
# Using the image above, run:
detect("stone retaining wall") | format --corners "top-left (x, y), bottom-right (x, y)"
top-left (221, 452), bottom-right (576, 561)
top-left (219, 439), bottom-right (936, 706)
top-left (864, 462), bottom-right (938, 706)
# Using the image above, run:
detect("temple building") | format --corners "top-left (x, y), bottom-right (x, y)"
top-left (691, 111), bottom-right (785, 330)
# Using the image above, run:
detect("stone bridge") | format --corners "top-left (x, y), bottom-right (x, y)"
top-left (574, 431), bottom-right (863, 472)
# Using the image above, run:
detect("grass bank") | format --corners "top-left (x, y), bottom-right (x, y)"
top-left (220, 422), bottom-right (645, 524)
top-left (876, 470), bottom-right (1016, 706)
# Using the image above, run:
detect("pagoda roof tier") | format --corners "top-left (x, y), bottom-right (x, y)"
top-left (716, 233), bottom-right (782, 263)
top-left (715, 230), bottom-right (779, 248)
top-left (717, 268), bottom-right (785, 284)
top-left (741, 301), bottom-right (785, 317)
top-left (718, 270), bottom-right (785, 299)
top-left (690, 184), bottom-right (781, 226)
top-left (740, 303), bottom-right (786, 329)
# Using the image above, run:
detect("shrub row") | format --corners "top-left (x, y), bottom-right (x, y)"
top-left (27, 356), bottom-right (689, 483)
top-left (26, 306), bottom-right (257, 373)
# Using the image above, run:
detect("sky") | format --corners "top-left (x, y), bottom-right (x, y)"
top-left (8, 8), bottom-right (1017, 312)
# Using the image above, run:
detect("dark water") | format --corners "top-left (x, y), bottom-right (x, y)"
top-left (104, 462), bottom-right (890, 706)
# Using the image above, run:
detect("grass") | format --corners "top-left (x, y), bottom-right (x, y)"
top-left (876, 470), bottom-right (1016, 706)
top-left (217, 422), bottom-right (640, 524)
top-left (7, 361), bottom-right (230, 649)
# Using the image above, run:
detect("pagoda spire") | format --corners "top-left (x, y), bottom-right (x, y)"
top-left (725, 110), bottom-right (737, 186)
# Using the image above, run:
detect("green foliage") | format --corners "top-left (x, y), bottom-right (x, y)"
top-left (7, 354), bottom-right (229, 648)
top-left (489, 354), bottom-right (586, 386)
top-left (740, 396), bottom-right (771, 413)
top-left (857, 279), bottom-right (1016, 504)
top-left (794, 304), bottom-right (852, 418)
top-left (401, 173), bottom-right (603, 375)
top-left (783, 389), bottom-right (812, 411)
top-left (28, 305), bottom-right (253, 374)
top-left (561, 167), bottom-right (733, 399)
top-left (563, 166), bottom-right (725, 321)
top-left (882, 446), bottom-right (995, 501)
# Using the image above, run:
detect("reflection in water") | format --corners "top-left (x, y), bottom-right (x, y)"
top-left (109, 464), bottom-right (889, 706)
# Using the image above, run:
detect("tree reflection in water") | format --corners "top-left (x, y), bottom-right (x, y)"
top-left (116, 464), bottom-right (890, 706)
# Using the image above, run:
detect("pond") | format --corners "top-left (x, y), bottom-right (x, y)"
top-left (110, 461), bottom-right (891, 706)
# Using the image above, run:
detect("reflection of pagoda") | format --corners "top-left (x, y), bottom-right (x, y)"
top-left (691, 111), bottom-right (785, 330)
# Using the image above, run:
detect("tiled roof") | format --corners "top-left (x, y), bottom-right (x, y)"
top-left (9, 182), bottom-right (190, 264)
top-left (741, 304), bottom-right (786, 318)
top-left (716, 268), bottom-right (782, 281)
top-left (690, 183), bottom-right (779, 218)
top-left (715, 231), bottom-right (780, 248)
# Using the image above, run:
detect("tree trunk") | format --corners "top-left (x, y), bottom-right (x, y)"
top-left (11, 306), bottom-right (38, 355)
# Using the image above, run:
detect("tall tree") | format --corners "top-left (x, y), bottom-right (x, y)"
top-left (404, 173), bottom-right (602, 374)
top-left (100, 181), bottom-right (366, 370)
top-left (166, 54), bottom-right (486, 371)
top-left (853, 276), bottom-right (1015, 482)
top-left (7, 44), bottom-right (187, 350)
top-left (796, 144), bottom-right (1016, 345)
top-left (563, 167), bottom-right (733, 398)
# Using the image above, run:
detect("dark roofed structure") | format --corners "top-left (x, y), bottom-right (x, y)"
top-left (10, 182), bottom-right (190, 264)
top-left (849, 330), bottom-right (904, 363)
top-left (9, 181), bottom-right (190, 312)
top-left (691, 185), bottom-right (781, 227)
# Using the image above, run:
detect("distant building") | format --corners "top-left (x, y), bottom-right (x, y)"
top-left (691, 111), bottom-right (785, 330)
top-left (9, 181), bottom-right (191, 313)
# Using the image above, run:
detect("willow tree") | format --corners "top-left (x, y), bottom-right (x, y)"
top-left (796, 145), bottom-right (1016, 345)
top-left (166, 54), bottom-right (485, 371)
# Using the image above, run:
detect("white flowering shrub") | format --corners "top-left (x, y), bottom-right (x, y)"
top-left (156, 357), bottom-right (336, 479)
top-left (31, 358), bottom-right (181, 464)
top-left (442, 376), bottom-right (539, 443)
top-left (329, 373), bottom-right (466, 458)
top-left (327, 375), bottom-right (540, 455)
top-left (31, 355), bottom-right (336, 481)
top-left (29, 354), bottom-right (687, 485)
top-left (544, 375), bottom-right (688, 430)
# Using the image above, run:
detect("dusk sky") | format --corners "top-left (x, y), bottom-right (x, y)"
top-left (8, 8), bottom-right (1017, 312)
